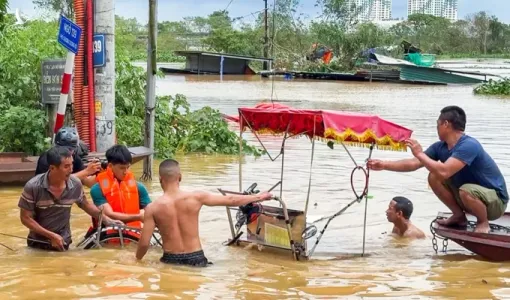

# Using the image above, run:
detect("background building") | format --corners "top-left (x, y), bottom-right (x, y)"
top-left (407, 0), bottom-right (458, 21)
top-left (348, 0), bottom-right (392, 23)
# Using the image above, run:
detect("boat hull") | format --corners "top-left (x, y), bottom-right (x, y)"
top-left (0, 146), bottom-right (154, 185)
top-left (433, 211), bottom-right (510, 262)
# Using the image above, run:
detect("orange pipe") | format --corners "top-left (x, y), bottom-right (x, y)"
top-left (73, 0), bottom-right (90, 146)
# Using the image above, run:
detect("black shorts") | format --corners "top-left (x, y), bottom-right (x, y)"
top-left (160, 250), bottom-right (212, 267)
top-left (27, 240), bottom-right (70, 251)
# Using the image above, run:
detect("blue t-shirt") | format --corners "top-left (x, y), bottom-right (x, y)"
top-left (90, 182), bottom-right (152, 209)
top-left (424, 134), bottom-right (508, 203)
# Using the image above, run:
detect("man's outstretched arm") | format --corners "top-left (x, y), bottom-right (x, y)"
top-left (195, 191), bottom-right (273, 207)
top-left (136, 204), bottom-right (156, 260)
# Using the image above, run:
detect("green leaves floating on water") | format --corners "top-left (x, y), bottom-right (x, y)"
top-left (474, 78), bottom-right (510, 96)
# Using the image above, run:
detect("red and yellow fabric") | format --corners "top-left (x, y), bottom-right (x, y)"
top-left (236, 104), bottom-right (413, 151)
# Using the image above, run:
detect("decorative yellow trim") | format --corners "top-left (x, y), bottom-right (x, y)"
top-left (242, 127), bottom-right (408, 152)
top-left (324, 128), bottom-right (408, 152)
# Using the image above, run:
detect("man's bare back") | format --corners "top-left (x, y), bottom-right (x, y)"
top-left (392, 223), bottom-right (426, 239)
top-left (145, 191), bottom-right (203, 254)
top-left (135, 159), bottom-right (273, 267)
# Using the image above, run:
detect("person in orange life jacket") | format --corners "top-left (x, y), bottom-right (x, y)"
top-left (89, 145), bottom-right (151, 228)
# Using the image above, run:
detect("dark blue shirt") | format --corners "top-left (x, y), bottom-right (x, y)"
top-left (424, 135), bottom-right (508, 203)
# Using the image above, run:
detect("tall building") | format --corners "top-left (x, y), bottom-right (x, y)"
top-left (348, 0), bottom-right (392, 23)
top-left (407, 0), bottom-right (458, 21)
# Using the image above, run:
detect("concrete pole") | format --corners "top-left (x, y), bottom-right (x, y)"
top-left (94, 0), bottom-right (115, 152)
top-left (142, 0), bottom-right (157, 180)
top-left (263, 0), bottom-right (268, 70)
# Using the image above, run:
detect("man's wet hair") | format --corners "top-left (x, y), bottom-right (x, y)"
top-left (47, 146), bottom-right (72, 167)
top-left (392, 196), bottom-right (414, 220)
top-left (105, 145), bottom-right (132, 165)
top-left (439, 105), bottom-right (466, 132)
top-left (159, 159), bottom-right (180, 181)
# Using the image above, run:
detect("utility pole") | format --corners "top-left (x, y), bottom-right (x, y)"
top-left (263, 0), bottom-right (269, 70)
top-left (142, 0), bottom-right (157, 180)
top-left (94, 0), bottom-right (115, 152)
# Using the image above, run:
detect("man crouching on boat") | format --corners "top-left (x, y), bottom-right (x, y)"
top-left (368, 106), bottom-right (508, 234)
top-left (135, 159), bottom-right (273, 267)
top-left (386, 196), bottom-right (425, 239)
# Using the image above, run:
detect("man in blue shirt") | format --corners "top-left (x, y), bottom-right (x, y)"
top-left (368, 106), bottom-right (508, 233)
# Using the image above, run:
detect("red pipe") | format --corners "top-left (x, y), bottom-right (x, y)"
top-left (87, 0), bottom-right (96, 151)
top-left (74, 0), bottom-right (90, 146)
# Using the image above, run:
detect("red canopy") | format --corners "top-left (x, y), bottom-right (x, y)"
top-left (234, 103), bottom-right (413, 151)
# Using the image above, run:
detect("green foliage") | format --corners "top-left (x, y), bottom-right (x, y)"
top-left (0, 106), bottom-right (49, 154)
top-left (474, 79), bottom-right (510, 96)
top-left (33, 0), bottom-right (74, 17)
top-left (0, 14), bottom-right (261, 158)
top-left (0, 19), bottom-right (66, 109)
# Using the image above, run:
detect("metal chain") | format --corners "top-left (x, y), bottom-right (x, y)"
top-left (432, 234), bottom-right (438, 254)
top-left (442, 238), bottom-right (449, 253)
top-left (430, 217), bottom-right (448, 254)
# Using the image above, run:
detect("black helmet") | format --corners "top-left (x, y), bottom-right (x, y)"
top-left (55, 127), bottom-right (79, 149)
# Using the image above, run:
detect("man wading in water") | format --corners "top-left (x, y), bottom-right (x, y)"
top-left (386, 196), bottom-right (425, 239)
top-left (136, 159), bottom-right (273, 267)
top-left (368, 106), bottom-right (508, 233)
top-left (18, 146), bottom-right (122, 251)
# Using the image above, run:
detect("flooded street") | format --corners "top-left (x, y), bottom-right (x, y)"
top-left (1, 74), bottom-right (510, 299)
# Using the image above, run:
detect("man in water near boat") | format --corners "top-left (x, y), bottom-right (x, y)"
top-left (135, 159), bottom-right (274, 267)
top-left (18, 146), bottom-right (122, 251)
top-left (35, 127), bottom-right (101, 188)
top-left (87, 145), bottom-right (151, 235)
top-left (386, 196), bottom-right (425, 239)
top-left (368, 106), bottom-right (508, 234)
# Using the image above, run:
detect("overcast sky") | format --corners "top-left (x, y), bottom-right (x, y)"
top-left (11, 0), bottom-right (510, 24)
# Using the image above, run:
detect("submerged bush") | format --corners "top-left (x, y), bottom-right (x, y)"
top-left (474, 78), bottom-right (510, 96)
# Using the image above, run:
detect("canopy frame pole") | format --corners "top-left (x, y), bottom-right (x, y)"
top-left (361, 143), bottom-right (375, 257)
top-left (303, 116), bottom-right (316, 216)
top-left (239, 113), bottom-right (307, 162)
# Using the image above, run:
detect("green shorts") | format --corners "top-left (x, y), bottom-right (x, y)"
top-left (444, 181), bottom-right (507, 221)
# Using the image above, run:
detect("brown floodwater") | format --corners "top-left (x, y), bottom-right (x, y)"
top-left (1, 74), bottom-right (510, 299)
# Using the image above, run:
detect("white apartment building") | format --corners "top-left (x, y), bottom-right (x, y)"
top-left (348, 0), bottom-right (392, 23)
top-left (407, 0), bottom-right (458, 21)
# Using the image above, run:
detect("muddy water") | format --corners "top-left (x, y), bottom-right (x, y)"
top-left (1, 75), bottom-right (510, 299)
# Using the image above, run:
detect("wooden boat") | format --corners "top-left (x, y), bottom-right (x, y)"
top-left (0, 146), bottom-right (153, 185)
top-left (431, 211), bottom-right (510, 262)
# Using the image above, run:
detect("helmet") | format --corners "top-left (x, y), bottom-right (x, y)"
top-left (55, 127), bottom-right (79, 149)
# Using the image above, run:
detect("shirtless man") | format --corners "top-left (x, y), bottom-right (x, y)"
top-left (386, 196), bottom-right (425, 239)
top-left (135, 159), bottom-right (274, 267)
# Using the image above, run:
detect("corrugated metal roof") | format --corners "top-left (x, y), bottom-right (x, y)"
top-left (174, 51), bottom-right (273, 62)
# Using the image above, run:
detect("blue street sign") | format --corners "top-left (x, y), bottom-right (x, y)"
top-left (93, 34), bottom-right (106, 68)
top-left (57, 15), bottom-right (82, 54)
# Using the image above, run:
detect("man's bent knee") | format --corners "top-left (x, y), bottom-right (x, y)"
top-left (428, 172), bottom-right (443, 186)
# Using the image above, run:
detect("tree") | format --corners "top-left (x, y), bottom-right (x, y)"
top-left (0, 0), bottom-right (8, 30)
top-left (33, 0), bottom-right (74, 18)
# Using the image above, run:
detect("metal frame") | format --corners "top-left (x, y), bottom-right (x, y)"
top-left (75, 224), bottom-right (163, 249)
top-left (221, 110), bottom-right (376, 261)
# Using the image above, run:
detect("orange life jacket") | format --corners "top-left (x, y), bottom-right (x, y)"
top-left (89, 167), bottom-right (142, 244)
